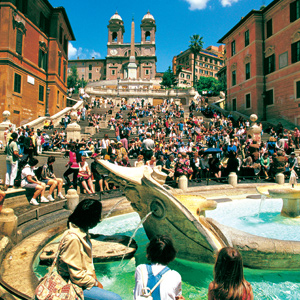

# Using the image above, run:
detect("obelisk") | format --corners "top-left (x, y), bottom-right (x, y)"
top-left (127, 16), bottom-right (137, 79)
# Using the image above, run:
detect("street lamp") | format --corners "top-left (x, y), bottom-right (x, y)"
top-left (45, 86), bottom-right (50, 117)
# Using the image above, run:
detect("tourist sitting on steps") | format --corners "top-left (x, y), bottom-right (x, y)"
top-left (208, 247), bottom-right (253, 300)
top-left (78, 156), bottom-right (95, 195)
top-left (56, 199), bottom-right (122, 300)
top-left (40, 156), bottom-right (65, 201)
top-left (21, 158), bottom-right (48, 206)
top-left (134, 235), bottom-right (185, 300)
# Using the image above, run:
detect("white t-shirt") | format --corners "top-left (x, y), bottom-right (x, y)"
top-left (21, 165), bottom-right (35, 187)
top-left (134, 264), bottom-right (182, 300)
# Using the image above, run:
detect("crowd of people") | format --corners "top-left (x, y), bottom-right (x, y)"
top-left (2, 98), bottom-right (299, 200)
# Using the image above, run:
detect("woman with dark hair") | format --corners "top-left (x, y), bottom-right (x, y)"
top-left (40, 156), bottom-right (65, 201)
top-left (5, 132), bottom-right (22, 188)
top-left (56, 199), bottom-right (122, 300)
top-left (208, 247), bottom-right (253, 300)
top-left (134, 235), bottom-right (184, 300)
top-left (63, 143), bottom-right (80, 189)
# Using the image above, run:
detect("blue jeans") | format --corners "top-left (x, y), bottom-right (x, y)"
top-left (83, 287), bottom-right (122, 300)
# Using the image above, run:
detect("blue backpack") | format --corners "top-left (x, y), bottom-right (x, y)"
top-left (143, 265), bottom-right (170, 300)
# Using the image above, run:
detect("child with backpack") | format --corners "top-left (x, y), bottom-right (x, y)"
top-left (134, 235), bottom-right (185, 300)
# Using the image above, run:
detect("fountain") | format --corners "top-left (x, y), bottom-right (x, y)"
top-left (257, 183), bottom-right (300, 218)
top-left (95, 159), bottom-right (300, 270)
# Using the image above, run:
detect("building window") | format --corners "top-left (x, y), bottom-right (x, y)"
top-left (181, 73), bottom-right (184, 78)
top-left (14, 73), bottom-right (21, 93)
top-left (265, 89), bottom-right (274, 106)
top-left (210, 72), bottom-right (213, 76)
top-left (38, 49), bottom-right (48, 71)
top-left (265, 54), bottom-right (275, 74)
top-left (59, 26), bottom-right (63, 44)
top-left (296, 80), bottom-right (300, 99)
top-left (245, 63), bottom-right (250, 80)
top-left (292, 40), bottom-right (300, 63)
top-left (290, 0), bottom-right (300, 22)
top-left (89, 64), bottom-right (92, 71)
top-left (89, 73), bottom-right (92, 79)
top-left (16, 0), bottom-right (28, 14)
top-left (39, 12), bottom-right (49, 35)
top-left (39, 85), bottom-right (44, 101)
top-left (231, 40), bottom-right (236, 56)
top-left (145, 69), bottom-right (149, 75)
top-left (57, 90), bottom-right (60, 105)
top-left (279, 52), bottom-right (288, 69)
top-left (245, 30), bottom-right (249, 47)
top-left (63, 62), bottom-right (67, 83)
top-left (200, 70), bottom-right (203, 73)
top-left (16, 29), bottom-right (23, 55)
top-left (204, 71), bottom-right (208, 75)
top-left (266, 19), bottom-right (273, 38)
top-left (58, 57), bottom-right (61, 76)
top-left (245, 94), bottom-right (251, 109)
top-left (112, 70), bottom-right (115, 75)
top-left (232, 70), bottom-right (236, 86)
top-left (232, 98), bottom-right (237, 111)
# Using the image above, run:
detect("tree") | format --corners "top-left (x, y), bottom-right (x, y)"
top-left (67, 65), bottom-right (78, 89)
top-left (161, 66), bottom-right (177, 89)
top-left (196, 76), bottom-right (222, 95)
top-left (189, 34), bottom-right (204, 88)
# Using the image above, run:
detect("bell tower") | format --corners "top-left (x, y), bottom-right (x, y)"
top-left (140, 11), bottom-right (156, 44)
top-left (107, 11), bottom-right (125, 44)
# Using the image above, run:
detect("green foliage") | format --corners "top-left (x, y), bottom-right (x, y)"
top-left (189, 34), bottom-right (204, 55)
top-left (67, 65), bottom-right (78, 89)
top-left (78, 78), bottom-right (88, 89)
top-left (189, 34), bottom-right (204, 87)
top-left (196, 76), bottom-right (223, 95)
top-left (161, 66), bottom-right (177, 89)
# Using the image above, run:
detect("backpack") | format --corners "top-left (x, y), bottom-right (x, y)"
top-left (136, 265), bottom-right (170, 300)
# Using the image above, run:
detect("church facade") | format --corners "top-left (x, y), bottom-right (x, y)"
top-left (68, 11), bottom-right (157, 82)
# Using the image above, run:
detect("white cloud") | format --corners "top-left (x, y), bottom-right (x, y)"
top-left (220, 0), bottom-right (239, 7)
top-left (68, 42), bottom-right (77, 59)
top-left (184, 0), bottom-right (211, 10)
top-left (183, 0), bottom-right (240, 10)
top-left (68, 42), bottom-right (101, 60)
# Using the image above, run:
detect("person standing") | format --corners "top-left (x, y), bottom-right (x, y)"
top-left (24, 131), bottom-right (35, 160)
top-left (63, 143), bottom-right (80, 189)
top-left (5, 132), bottom-right (22, 188)
top-left (142, 132), bottom-right (155, 163)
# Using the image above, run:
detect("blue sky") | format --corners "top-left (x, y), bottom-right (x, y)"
top-left (51, 0), bottom-right (273, 72)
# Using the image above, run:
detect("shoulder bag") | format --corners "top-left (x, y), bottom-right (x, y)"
top-left (34, 233), bottom-right (84, 300)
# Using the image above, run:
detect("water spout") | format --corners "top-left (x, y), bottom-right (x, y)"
top-left (258, 194), bottom-right (266, 218)
top-left (119, 211), bottom-right (153, 267)
top-left (103, 197), bottom-right (127, 219)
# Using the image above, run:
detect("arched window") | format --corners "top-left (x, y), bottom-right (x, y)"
top-left (145, 31), bottom-right (151, 41)
top-left (112, 32), bottom-right (117, 42)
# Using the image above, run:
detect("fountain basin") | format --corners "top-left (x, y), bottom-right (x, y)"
top-left (257, 185), bottom-right (300, 218)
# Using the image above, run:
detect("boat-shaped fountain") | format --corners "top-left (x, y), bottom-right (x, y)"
top-left (96, 159), bottom-right (300, 270)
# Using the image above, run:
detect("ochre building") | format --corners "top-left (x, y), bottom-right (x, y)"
top-left (219, 0), bottom-right (300, 124)
top-left (172, 45), bottom-right (225, 87)
top-left (0, 0), bottom-right (75, 126)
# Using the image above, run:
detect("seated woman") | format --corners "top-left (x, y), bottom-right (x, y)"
top-left (134, 154), bottom-right (145, 168)
top-left (78, 156), bottom-right (95, 195)
top-left (56, 199), bottom-right (122, 300)
top-left (146, 156), bottom-right (157, 169)
top-left (40, 156), bottom-right (66, 201)
top-left (21, 158), bottom-right (48, 206)
top-left (208, 247), bottom-right (253, 300)
top-left (134, 235), bottom-right (184, 300)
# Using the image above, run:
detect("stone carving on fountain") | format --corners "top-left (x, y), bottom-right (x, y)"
top-left (96, 159), bottom-right (300, 269)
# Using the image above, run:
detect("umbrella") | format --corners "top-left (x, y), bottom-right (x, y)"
top-left (204, 148), bottom-right (222, 154)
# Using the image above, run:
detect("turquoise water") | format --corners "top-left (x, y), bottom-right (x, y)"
top-left (35, 207), bottom-right (300, 299)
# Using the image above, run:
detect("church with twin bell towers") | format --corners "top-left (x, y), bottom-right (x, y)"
top-left (106, 11), bottom-right (157, 81)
